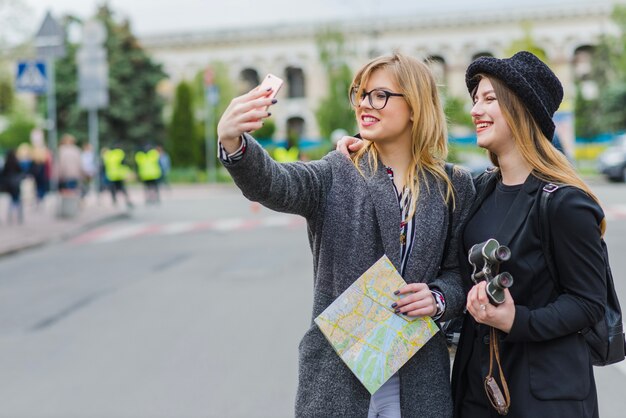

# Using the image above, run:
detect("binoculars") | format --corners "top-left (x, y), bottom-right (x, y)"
top-left (468, 238), bottom-right (514, 305)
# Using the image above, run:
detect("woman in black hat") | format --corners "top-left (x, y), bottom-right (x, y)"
top-left (337, 51), bottom-right (607, 417)
top-left (450, 51), bottom-right (606, 417)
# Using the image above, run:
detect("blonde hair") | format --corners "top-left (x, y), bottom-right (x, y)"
top-left (475, 74), bottom-right (606, 235)
top-left (350, 53), bottom-right (454, 220)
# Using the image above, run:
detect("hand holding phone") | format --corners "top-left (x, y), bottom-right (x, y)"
top-left (258, 73), bottom-right (283, 110)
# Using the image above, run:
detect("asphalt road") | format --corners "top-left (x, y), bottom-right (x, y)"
top-left (0, 181), bottom-right (625, 417)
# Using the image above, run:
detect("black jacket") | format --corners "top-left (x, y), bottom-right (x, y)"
top-left (451, 171), bottom-right (605, 418)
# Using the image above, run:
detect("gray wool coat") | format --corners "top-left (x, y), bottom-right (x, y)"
top-left (223, 134), bottom-right (475, 418)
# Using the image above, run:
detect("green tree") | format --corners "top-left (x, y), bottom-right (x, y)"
top-left (168, 80), bottom-right (196, 167)
top-left (0, 103), bottom-right (35, 151)
top-left (588, 5), bottom-right (626, 135)
top-left (315, 30), bottom-right (356, 140)
top-left (254, 118), bottom-right (276, 140)
top-left (505, 22), bottom-right (547, 60)
top-left (49, 5), bottom-right (166, 149)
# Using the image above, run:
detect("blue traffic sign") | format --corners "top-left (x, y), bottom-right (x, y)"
top-left (15, 60), bottom-right (47, 94)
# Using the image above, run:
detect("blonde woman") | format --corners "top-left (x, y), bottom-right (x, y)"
top-left (217, 53), bottom-right (475, 417)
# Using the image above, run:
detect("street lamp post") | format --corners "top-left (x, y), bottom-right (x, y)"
top-left (35, 11), bottom-right (66, 192)
top-left (204, 67), bottom-right (219, 183)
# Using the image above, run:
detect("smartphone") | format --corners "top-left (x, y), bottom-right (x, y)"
top-left (258, 73), bottom-right (283, 110)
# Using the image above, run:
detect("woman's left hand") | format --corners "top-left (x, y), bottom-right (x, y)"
top-left (466, 281), bottom-right (515, 333)
top-left (393, 283), bottom-right (438, 317)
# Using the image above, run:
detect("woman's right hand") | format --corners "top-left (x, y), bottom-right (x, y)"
top-left (217, 87), bottom-right (277, 154)
top-left (336, 136), bottom-right (365, 157)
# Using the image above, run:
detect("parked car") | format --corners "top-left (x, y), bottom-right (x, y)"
top-left (597, 135), bottom-right (626, 182)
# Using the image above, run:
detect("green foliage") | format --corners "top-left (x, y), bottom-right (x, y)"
top-left (168, 80), bottom-right (197, 167)
top-left (0, 107), bottom-right (35, 151)
top-left (444, 95), bottom-right (473, 129)
top-left (315, 30), bottom-right (356, 140)
top-left (574, 86), bottom-right (600, 140)
top-left (572, 5), bottom-right (626, 138)
top-left (48, 5), bottom-right (166, 148)
top-left (255, 118), bottom-right (276, 140)
top-left (505, 22), bottom-right (547, 60)
top-left (0, 76), bottom-right (13, 113)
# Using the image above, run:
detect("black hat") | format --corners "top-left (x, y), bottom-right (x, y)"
top-left (465, 51), bottom-right (563, 141)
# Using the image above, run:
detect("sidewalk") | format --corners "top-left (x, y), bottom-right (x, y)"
top-left (0, 181), bottom-right (130, 257)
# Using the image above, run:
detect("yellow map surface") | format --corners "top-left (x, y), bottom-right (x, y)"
top-left (314, 255), bottom-right (439, 394)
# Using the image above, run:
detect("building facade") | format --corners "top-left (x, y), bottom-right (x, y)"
top-left (140, 0), bottom-right (621, 142)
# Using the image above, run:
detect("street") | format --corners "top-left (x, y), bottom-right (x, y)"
top-left (0, 181), bottom-right (625, 417)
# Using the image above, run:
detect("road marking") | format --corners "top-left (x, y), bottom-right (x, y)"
top-left (70, 215), bottom-right (305, 244)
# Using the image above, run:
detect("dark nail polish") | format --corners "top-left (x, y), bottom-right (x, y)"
top-left (266, 87), bottom-right (272, 91)
top-left (391, 303), bottom-right (397, 308)
top-left (402, 312), bottom-right (408, 316)
top-left (394, 309), bottom-right (400, 314)
top-left (393, 290), bottom-right (400, 295)
top-left (267, 112), bottom-right (272, 117)
top-left (271, 99), bottom-right (277, 104)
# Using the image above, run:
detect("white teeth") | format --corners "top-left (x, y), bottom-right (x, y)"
top-left (477, 122), bottom-right (491, 129)
top-left (363, 116), bottom-right (377, 122)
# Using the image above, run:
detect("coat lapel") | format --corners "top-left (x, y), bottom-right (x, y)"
top-left (361, 158), bottom-right (402, 269)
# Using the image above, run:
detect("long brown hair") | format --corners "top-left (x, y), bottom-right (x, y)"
top-left (350, 53), bottom-right (453, 220)
top-left (475, 74), bottom-right (606, 235)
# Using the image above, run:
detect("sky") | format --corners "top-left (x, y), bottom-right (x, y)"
top-left (16, 0), bottom-right (603, 38)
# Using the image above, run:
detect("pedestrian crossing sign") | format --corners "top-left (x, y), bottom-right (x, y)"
top-left (15, 60), bottom-right (47, 94)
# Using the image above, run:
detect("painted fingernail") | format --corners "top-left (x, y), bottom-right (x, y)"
top-left (402, 312), bottom-right (408, 316)
top-left (393, 290), bottom-right (400, 295)
top-left (391, 303), bottom-right (397, 308)
top-left (267, 112), bottom-right (272, 117)
top-left (271, 99), bottom-right (277, 104)
top-left (266, 87), bottom-right (272, 91)
top-left (394, 309), bottom-right (400, 314)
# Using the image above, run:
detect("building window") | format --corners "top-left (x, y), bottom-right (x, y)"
top-left (287, 116), bottom-right (305, 145)
top-left (573, 46), bottom-right (595, 80)
top-left (240, 68), bottom-right (260, 93)
top-left (472, 52), bottom-right (494, 61)
top-left (285, 67), bottom-right (305, 98)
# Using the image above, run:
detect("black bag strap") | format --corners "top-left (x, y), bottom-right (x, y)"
top-left (538, 183), bottom-right (563, 291)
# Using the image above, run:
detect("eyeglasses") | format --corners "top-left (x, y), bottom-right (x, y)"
top-left (349, 88), bottom-right (405, 110)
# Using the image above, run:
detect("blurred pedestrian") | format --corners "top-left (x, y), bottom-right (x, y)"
top-left (102, 145), bottom-right (133, 208)
top-left (80, 143), bottom-right (97, 198)
top-left (30, 142), bottom-right (51, 207)
top-left (156, 145), bottom-right (171, 188)
top-left (134, 145), bottom-right (162, 205)
top-left (217, 53), bottom-right (475, 417)
top-left (57, 134), bottom-right (82, 192)
top-left (1, 149), bottom-right (25, 224)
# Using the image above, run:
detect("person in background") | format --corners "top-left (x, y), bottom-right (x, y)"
top-left (217, 52), bottom-right (475, 418)
top-left (1, 149), bottom-right (24, 224)
top-left (102, 145), bottom-right (134, 208)
top-left (135, 145), bottom-right (162, 205)
top-left (57, 134), bottom-right (82, 192)
top-left (80, 143), bottom-right (97, 198)
top-left (156, 145), bottom-right (171, 188)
